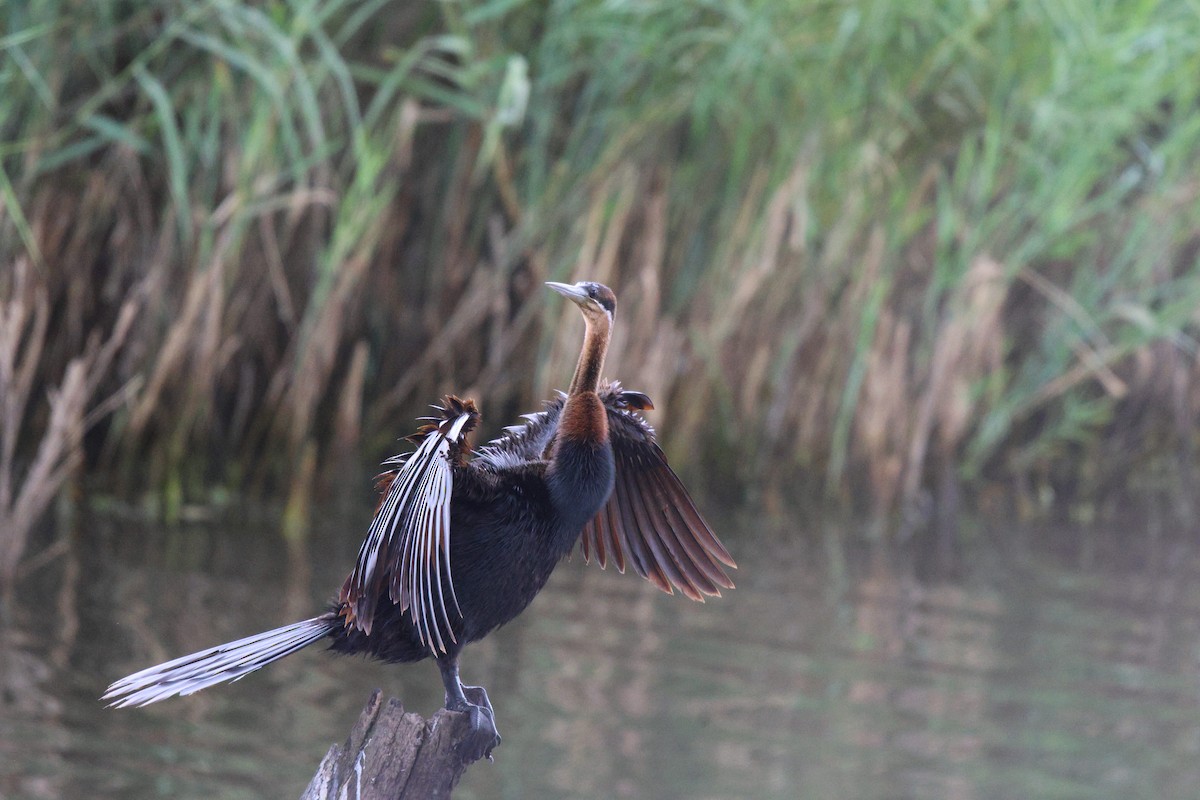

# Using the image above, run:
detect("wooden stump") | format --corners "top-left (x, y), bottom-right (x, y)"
top-left (301, 690), bottom-right (491, 800)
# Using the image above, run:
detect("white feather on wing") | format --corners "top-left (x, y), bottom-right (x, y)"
top-left (345, 410), bottom-right (472, 654)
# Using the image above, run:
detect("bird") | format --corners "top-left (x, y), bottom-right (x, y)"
top-left (103, 280), bottom-right (736, 761)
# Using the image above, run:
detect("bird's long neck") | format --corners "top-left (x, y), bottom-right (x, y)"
top-left (567, 313), bottom-right (611, 397)
top-left (558, 312), bottom-right (611, 446)
top-left (548, 312), bottom-right (615, 536)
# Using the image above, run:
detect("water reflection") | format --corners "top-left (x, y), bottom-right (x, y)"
top-left (3, 508), bottom-right (1200, 799)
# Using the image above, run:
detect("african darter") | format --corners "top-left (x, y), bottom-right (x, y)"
top-left (104, 281), bottom-right (736, 760)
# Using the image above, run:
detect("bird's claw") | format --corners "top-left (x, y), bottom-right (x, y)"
top-left (447, 686), bottom-right (500, 762)
top-left (455, 701), bottom-right (501, 762)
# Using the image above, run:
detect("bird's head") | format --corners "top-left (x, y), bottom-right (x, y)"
top-left (546, 280), bottom-right (616, 325)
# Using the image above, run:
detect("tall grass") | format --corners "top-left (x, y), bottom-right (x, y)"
top-left (2, 0), bottom-right (1199, 563)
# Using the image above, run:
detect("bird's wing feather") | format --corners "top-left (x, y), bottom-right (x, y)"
top-left (580, 385), bottom-right (736, 599)
top-left (341, 397), bottom-right (478, 654)
top-left (474, 381), bottom-right (735, 599)
top-left (474, 400), bottom-right (561, 468)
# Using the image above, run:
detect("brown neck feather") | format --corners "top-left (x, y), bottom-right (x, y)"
top-left (567, 312), bottom-right (611, 397)
top-left (555, 311), bottom-right (612, 446)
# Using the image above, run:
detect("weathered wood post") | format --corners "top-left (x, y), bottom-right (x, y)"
top-left (301, 690), bottom-right (493, 800)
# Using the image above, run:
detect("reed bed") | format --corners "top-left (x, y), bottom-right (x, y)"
top-left (2, 0), bottom-right (1199, 568)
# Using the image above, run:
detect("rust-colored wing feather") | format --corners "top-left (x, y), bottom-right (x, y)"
top-left (581, 387), bottom-right (736, 600)
top-left (340, 396), bottom-right (479, 654)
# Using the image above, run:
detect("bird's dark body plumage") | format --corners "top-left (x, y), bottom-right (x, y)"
top-left (103, 281), bottom-right (734, 761)
top-left (329, 429), bottom-right (612, 664)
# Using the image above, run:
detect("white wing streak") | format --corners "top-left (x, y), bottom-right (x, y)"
top-left (347, 411), bottom-right (471, 654)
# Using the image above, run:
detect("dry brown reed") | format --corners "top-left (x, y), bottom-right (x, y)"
top-left (0, 261), bottom-right (139, 586)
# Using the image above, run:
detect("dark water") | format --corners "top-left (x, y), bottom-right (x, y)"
top-left (4, 505), bottom-right (1200, 799)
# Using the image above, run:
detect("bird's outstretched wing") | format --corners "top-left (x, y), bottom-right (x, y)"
top-left (581, 386), bottom-right (736, 600)
top-left (340, 396), bottom-right (480, 654)
top-left (474, 381), bottom-right (735, 599)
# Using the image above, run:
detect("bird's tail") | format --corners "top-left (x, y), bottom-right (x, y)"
top-left (103, 613), bottom-right (339, 708)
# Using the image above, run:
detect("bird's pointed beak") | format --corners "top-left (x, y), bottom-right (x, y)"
top-left (546, 281), bottom-right (589, 306)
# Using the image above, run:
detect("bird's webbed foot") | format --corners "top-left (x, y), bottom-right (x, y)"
top-left (449, 687), bottom-right (501, 762)
top-left (462, 684), bottom-right (494, 717)
top-left (438, 658), bottom-right (501, 761)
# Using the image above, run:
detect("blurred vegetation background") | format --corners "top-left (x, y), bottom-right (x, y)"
top-left (3, 0), bottom-right (1200, 577)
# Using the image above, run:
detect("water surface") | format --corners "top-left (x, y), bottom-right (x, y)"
top-left (3, 506), bottom-right (1200, 799)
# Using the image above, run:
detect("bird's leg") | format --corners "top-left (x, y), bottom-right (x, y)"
top-left (436, 654), bottom-right (501, 761)
top-left (438, 654), bottom-right (469, 711)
